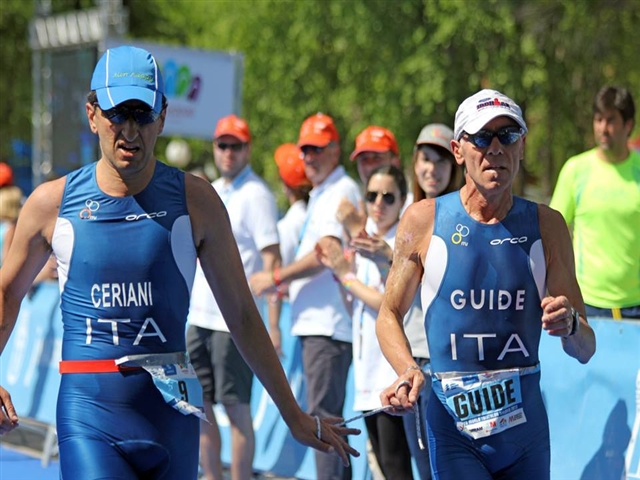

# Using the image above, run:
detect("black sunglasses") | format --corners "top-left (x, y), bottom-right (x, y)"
top-left (300, 145), bottom-right (327, 156)
top-left (216, 142), bottom-right (246, 152)
top-left (94, 103), bottom-right (160, 126)
top-left (365, 190), bottom-right (396, 205)
top-left (463, 126), bottom-right (525, 148)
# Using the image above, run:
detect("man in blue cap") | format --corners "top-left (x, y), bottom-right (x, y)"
top-left (0, 45), bottom-right (359, 479)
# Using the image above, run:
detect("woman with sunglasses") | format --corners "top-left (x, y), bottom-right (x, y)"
top-left (317, 165), bottom-right (413, 480)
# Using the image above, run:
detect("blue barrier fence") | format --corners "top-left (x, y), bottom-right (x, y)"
top-left (540, 319), bottom-right (640, 480)
top-left (0, 283), bottom-right (62, 426)
top-left (1, 286), bottom-right (638, 480)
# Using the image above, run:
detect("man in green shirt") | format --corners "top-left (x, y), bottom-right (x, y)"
top-left (551, 85), bottom-right (640, 319)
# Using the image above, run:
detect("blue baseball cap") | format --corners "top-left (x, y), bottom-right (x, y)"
top-left (91, 46), bottom-right (164, 114)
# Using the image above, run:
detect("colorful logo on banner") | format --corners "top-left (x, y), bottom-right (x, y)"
top-left (161, 59), bottom-right (202, 101)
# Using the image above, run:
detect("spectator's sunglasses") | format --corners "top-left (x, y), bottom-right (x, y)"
top-left (216, 142), bottom-right (246, 152)
top-left (365, 190), bottom-right (396, 205)
top-left (300, 145), bottom-right (327, 156)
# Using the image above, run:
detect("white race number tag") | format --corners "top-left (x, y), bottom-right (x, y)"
top-left (115, 352), bottom-right (208, 422)
top-left (441, 369), bottom-right (527, 439)
top-left (143, 361), bottom-right (207, 421)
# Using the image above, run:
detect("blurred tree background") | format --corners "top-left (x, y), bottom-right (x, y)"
top-left (1, 0), bottom-right (638, 202)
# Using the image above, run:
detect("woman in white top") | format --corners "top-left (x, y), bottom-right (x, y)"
top-left (317, 165), bottom-right (413, 480)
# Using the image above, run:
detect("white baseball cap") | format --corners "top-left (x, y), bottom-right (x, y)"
top-left (453, 89), bottom-right (527, 140)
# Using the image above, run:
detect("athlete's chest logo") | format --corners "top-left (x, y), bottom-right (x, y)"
top-left (451, 289), bottom-right (525, 310)
top-left (79, 199), bottom-right (100, 220)
top-left (451, 224), bottom-right (470, 247)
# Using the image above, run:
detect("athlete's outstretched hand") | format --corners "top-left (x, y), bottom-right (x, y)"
top-left (290, 413), bottom-right (361, 466)
top-left (0, 385), bottom-right (19, 435)
top-left (380, 368), bottom-right (426, 415)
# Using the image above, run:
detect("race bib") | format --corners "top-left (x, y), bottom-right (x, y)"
top-left (441, 369), bottom-right (527, 439)
top-left (116, 353), bottom-right (207, 422)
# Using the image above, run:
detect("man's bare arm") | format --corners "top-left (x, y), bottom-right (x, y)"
top-left (0, 178), bottom-right (63, 435)
top-left (539, 204), bottom-right (596, 364)
top-left (376, 200), bottom-right (434, 405)
top-left (186, 175), bottom-right (359, 464)
top-left (250, 236), bottom-right (335, 296)
top-left (336, 198), bottom-right (366, 239)
top-left (0, 179), bottom-right (63, 353)
top-left (260, 244), bottom-right (283, 354)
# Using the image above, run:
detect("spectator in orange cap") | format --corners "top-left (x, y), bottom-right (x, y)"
top-left (251, 113), bottom-right (362, 480)
top-left (274, 143), bottom-right (311, 267)
top-left (187, 114), bottom-right (283, 480)
top-left (338, 126), bottom-right (407, 240)
top-left (350, 126), bottom-right (401, 185)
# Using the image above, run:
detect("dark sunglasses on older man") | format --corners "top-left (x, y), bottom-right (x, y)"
top-left (216, 142), bottom-right (246, 152)
top-left (365, 190), bottom-right (396, 205)
top-left (94, 103), bottom-right (160, 126)
top-left (300, 145), bottom-right (327, 156)
top-left (463, 126), bottom-right (525, 148)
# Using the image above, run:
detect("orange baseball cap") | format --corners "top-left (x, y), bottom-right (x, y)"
top-left (350, 126), bottom-right (399, 160)
top-left (0, 162), bottom-right (14, 187)
top-left (275, 143), bottom-right (310, 188)
top-left (297, 113), bottom-right (340, 147)
top-left (214, 114), bottom-right (251, 142)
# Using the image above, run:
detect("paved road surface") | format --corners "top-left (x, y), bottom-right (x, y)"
top-left (0, 422), bottom-right (297, 480)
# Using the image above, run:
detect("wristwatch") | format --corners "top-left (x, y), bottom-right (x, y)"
top-left (568, 308), bottom-right (580, 336)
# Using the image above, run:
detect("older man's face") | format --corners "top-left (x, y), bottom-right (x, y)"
top-left (452, 116), bottom-right (525, 196)
top-left (301, 143), bottom-right (340, 187)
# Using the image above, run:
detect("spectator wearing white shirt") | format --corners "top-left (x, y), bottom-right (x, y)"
top-left (187, 115), bottom-right (281, 480)
top-left (251, 113), bottom-right (361, 480)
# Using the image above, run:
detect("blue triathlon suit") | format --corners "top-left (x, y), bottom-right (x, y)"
top-left (421, 192), bottom-right (550, 480)
top-left (51, 162), bottom-right (199, 479)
